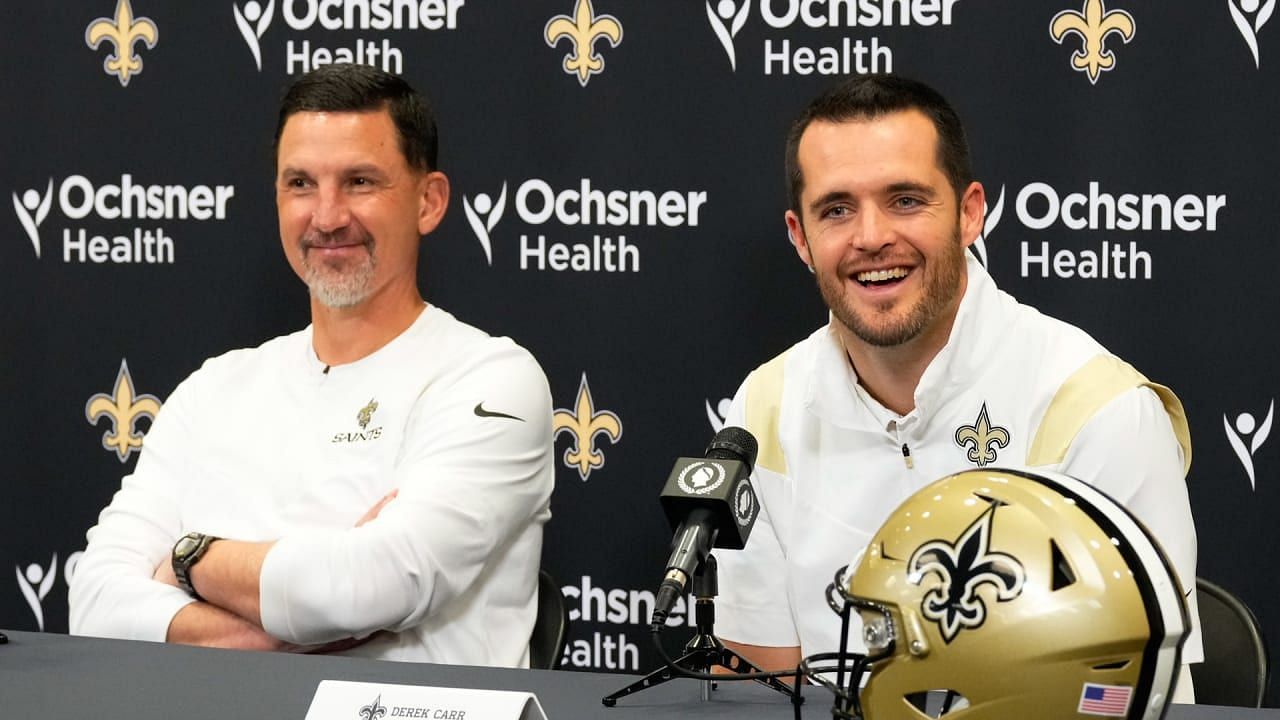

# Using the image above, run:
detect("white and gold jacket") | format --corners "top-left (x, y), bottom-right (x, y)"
top-left (716, 253), bottom-right (1201, 664)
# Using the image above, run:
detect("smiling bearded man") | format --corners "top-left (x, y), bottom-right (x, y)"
top-left (710, 74), bottom-right (1204, 703)
top-left (70, 64), bottom-right (554, 669)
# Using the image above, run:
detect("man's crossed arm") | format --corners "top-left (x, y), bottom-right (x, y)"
top-left (151, 491), bottom-right (397, 651)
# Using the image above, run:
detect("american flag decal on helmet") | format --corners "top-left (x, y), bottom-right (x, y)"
top-left (1077, 683), bottom-right (1132, 717)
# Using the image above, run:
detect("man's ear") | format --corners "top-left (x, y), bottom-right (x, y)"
top-left (958, 180), bottom-right (986, 249)
top-left (786, 210), bottom-right (814, 271)
top-left (417, 171), bottom-right (450, 235)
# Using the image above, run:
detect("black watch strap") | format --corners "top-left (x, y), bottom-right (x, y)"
top-left (172, 532), bottom-right (218, 600)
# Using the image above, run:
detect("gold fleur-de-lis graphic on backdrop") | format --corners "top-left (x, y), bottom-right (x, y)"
top-left (553, 373), bottom-right (622, 480)
top-left (1050, 0), bottom-right (1135, 84)
top-left (954, 403), bottom-right (1010, 468)
top-left (544, 0), bottom-right (623, 87)
top-left (85, 0), bottom-right (159, 86)
top-left (85, 359), bottom-right (163, 463)
top-left (357, 399), bottom-right (378, 430)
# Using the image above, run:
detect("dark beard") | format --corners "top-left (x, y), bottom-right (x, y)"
top-left (820, 228), bottom-right (966, 348)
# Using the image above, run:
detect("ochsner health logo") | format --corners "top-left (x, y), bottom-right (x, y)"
top-left (233, 0), bottom-right (275, 71)
top-left (704, 0), bottom-right (961, 76)
top-left (11, 174), bottom-right (235, 264)
top-left (12, 180), bottom-right (54, 258)
top-left (1229, 0), bottom-right (1275, 67)
top-left (15, 552), bottom-right (82, 632)
top-left (462, 182), bottom-right (508, 266)
top-left (230, 0), bottom-right (465, 74)
top-left (1225, 400), bottom-right (1273, 491)
top-left (707, 0), bottom-right (750, 71)
top-left (16, 554), bottom-right (58, 631)
top-left (461, 178), bottom-right (709, 273)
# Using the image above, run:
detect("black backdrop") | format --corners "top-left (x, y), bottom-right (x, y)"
top-left (3, 0), bottom-right (1277, 687)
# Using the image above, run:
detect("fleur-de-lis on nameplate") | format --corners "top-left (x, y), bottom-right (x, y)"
top-left (954, 403), bottom-right (1010, 468)
top-left (85, 0), bottom-right (159, 86)
top-left (86, 359), bottom-right (163, 462)
top-left (544, 0), bottom-right (623, 86)
top-left (553, 373), bottom-right (622, 480)
top-left (1050, 0), bottom-right (1135, 83)
top-left (359, 695), bottom-right (387, 720)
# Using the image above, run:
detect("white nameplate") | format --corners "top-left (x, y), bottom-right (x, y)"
top-left (304, 679), bottom-right (548, 720)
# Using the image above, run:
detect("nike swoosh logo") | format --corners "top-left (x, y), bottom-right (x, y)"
top-left (474, 403), bottom-right (524, 422)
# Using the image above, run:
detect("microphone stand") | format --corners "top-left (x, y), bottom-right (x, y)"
top-left (602, 555), bottom-right (797, 706)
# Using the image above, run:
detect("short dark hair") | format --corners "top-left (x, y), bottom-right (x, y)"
top-left (785, 74), bottom-right (972, 212)
top-left (274, 64), bottom-right (438, 172)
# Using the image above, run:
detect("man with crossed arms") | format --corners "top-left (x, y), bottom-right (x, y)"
top-left (71, 65), bottom-right (553, 667)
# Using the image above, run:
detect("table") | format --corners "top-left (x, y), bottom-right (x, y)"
top-left (0, 630), bottom-right (1274, 719)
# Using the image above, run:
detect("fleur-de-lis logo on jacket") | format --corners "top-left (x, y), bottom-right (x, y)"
top-left (908, 504), bottom-right (1026, 643)
top-left (85, 359), bottom-right (163, 462)
top-left (85, 0), bottom-right (159, 86)
top-left (357, 399), bottom-right (378, 430)
top-left (553, 373), bottom-right (622, 480)
top-left (1050, 0), bottom-right (1135, 84)
top-left (954, 403), bottom-right (1010, 468)
top-left (544, 0), bottom-right (623, 86)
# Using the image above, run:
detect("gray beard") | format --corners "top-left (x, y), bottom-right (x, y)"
top-left (303, 251), bottom-right (377, 309)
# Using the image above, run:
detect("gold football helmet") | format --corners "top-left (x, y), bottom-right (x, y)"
top-left (800, 468), bottom-right (1188, 720)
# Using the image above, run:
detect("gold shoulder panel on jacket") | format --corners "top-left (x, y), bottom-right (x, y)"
top-left (745, 350), bottom-right (790, 475)
top-left (1027, 354), bottom-right (1192, 475)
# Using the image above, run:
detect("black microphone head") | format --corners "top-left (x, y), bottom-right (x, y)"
top-left (705, 426), bottom-right (758, 471)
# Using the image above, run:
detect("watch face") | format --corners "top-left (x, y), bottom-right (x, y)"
top-left (174, 534), bottom-right (202, 561)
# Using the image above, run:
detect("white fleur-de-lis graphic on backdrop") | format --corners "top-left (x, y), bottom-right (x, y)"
top-left (1225, 400), bottom-right (1273, 490)
top-left (1229, 0), bottom-right (1276, 67)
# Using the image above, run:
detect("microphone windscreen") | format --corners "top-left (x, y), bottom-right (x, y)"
top-left (705, 426), bottom-right (758, 471)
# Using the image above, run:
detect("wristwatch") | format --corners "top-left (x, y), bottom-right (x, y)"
top-left (172, 532), bottom-right (219, 600)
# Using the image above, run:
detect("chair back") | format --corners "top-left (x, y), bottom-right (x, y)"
top-left (1191, 577), bottom-right (1269, 707)
top-left (529, 569), bottom-right (570, 670)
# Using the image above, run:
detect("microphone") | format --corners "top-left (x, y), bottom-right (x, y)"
top-left (650, 426), bottom-right (760, 629)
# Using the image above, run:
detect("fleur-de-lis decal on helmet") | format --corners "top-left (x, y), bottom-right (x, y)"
top-left (908, 503), bottom-right (1026, 643)
top-left (1050, 0), bottom-right (1135, 84)
top-left (553, 373), bottom-right (622, 480)
top-left (85, 0), bottom-right (159, 86)
top-left (544, 0), bottom-right (623, 86)
top-left (954, 403), bottom-right (1010, 468)
top-left (359, 695), bottom-right (387, 720)
top-left (85, 359), bottom-right (163, 463)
